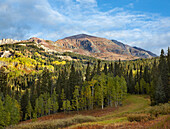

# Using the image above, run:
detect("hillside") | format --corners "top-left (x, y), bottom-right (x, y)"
top-left (0, 34), bottom-right (157, 61)
top-left (112, 40), bottom-right (157, 58)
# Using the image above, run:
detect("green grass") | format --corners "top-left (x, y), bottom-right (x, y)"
top-left (99, 94), bottom-right (150, 120)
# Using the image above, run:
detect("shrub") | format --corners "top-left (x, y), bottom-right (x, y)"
top-left (127, 114), bottom-right (154, 122)
top-left (149, 103), bottom-right (170, 117)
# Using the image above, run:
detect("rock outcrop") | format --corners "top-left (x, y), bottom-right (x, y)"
top-left (0, 39), bottom-right (20, 44)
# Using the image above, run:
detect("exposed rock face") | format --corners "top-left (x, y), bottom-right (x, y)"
top-left (0, 39), bottom-right (20, 44)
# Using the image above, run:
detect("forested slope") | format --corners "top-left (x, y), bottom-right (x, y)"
top-left (0, 43), bottom-right (169, 128)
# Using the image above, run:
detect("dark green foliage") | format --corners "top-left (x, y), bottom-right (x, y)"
top-left (109, 62), bottom-right (114, 73)
top-left (68, 64), bottom-right (77, 100)
top-left (167, 47), bottom-right (170, 73)
top-left (128, 69), bottom-right (134, 93)
top-left (21, 89), bottom-right (29, 120)
top-left (97, 60), bottom-right (101, 75)
top-left (103, 63), bottom-right (108, 75)
top-left (0, 67), bottom-right (8, 96)
top-left (90, 63), bottom-right (96, 80)
top-left (85, 62), bottom-right (91, 81)
top-left (158, 49), bottom-right (169, 103)
top-left (154, 77), bottom-right (166, 104)
top-left (40, 68), bottom-right (52, 94)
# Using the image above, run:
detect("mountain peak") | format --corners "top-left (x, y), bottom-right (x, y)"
top-left (64, 34), bottom-right (98, 39)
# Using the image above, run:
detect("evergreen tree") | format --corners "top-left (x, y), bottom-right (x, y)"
top-left (0, 97), bottom-right (5, 128)
top-left (4, 95), bottom-right (20, 125)
top-left (140, 78), bottom-right (146, 94)
top-left (128, 69), bottom-right (134, 93)
top-left (167, 47), bottom-right (170, 73)
top-left (135, 82), bottom-right (139, 94)
top-left (72, 86), bottom-right (80, 111)
top-left (47, 98), bottom-right (52, 115)
top-left (38, 95), bottom-right (44, 116)
top-left (143, 65), bottom-right (150, 83)
top-left (21, 89), bottom-right (29, 120)
top-left (150, 59), bottom-right (158, 105)
top-left (79, 86), bottom-right (86, 110)
top-left (51, 89), bottom-right (59, 113)
top-left (40, 68), bottom-right (51, 94)
top-left (155, 76), bottom-right (166, 104)
top-left (103, 63), bottom-right (108, 75)
top-left (85, 62), bottom-right (91, 81)
top-left (10, 98), bottom-right (20, 125)
top-left (66, 99), bottom-right (71, 113)
top-left (69, 64), bottom-right (77, 100)
top-left (159, 49), bottom-right (169, 102)
top-left (60, 89), bottom-right (66, 111)
top-left (34, 98), bottom-right (38, 118)
top-left (109, 62), bottom-right (114, 73)
top-left (0, 67), bottom-right (8, 96)
top-left (97, 60), bottom-right (101, 75)
top-left (90, 63), bottom-right (96, 80)
top-left (25, 100), bottom-right (33, 120)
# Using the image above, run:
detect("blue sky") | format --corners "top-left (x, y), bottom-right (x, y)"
top-left (0, 0), bottom-right (170, 54)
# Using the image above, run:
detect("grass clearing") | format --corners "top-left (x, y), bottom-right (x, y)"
top-left (8, 115), bottom-right (97, 129)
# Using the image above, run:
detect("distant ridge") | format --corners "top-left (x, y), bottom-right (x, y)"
top-left (133, 46), bottom-right (157, 57)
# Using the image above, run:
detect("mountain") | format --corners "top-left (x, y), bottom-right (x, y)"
top-left (0, 34), bottom-right (157, 61)
top-left (54, 34), bottom-right (156, 60)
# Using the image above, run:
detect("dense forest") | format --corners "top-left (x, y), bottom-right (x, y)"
top-left (0, 42), bottom-right (169, 128)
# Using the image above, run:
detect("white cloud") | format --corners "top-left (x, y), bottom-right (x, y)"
top-left (0, 0), bottom-right (169, 54)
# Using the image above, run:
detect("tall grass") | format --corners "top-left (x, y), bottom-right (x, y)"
top-left (8, 115), bottom-right (97, 129)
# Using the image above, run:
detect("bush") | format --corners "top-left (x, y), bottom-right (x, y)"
top-left (127, 114), bottom-right (154, 122)
top-left (149, 103), bottom-right (170, 117)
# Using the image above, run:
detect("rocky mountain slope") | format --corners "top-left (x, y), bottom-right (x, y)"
top-left (112, 39), bottom-right (157, 58)
top-left (0, 34), bottom-right (157, 61)
top-left (54, 34), bottom-right (157, 60)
